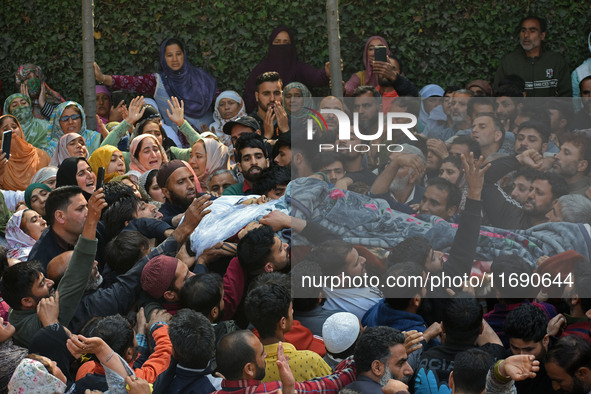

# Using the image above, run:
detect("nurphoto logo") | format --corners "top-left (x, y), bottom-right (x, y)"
top-left (305, 107), bottom-right (418, 153)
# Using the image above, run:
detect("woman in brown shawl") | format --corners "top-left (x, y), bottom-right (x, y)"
top-left (0, 115), bottom-right (50, 191)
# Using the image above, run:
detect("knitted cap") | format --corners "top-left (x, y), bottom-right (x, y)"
top-left (156, 160), bottom-right (186, 189)
top-left (322, 312), bottom-right (360, 354)
top-left (141, 255), bottom-right (178, 299)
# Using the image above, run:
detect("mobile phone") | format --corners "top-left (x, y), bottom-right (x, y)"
top-left (374, 46), bottom-right (387, 63)
top-left (96, 167), bottom-right (105, 190)
top-left (2, 131), bottom-right (12, 161)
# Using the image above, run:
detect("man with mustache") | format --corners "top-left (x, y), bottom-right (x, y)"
top-left (223, 133), bottom-right (270, 196)
top-left (157, 160), bottom-right (200, 226)
top-left (546, 336), bottom-right (591, 394)
top-left (344, 326), bottom-right (413, 393)
top-left (493, 16), bottom-right (571, 97)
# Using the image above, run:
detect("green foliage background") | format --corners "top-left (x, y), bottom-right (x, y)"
top-left (1, 0), bottom-right (590, 107)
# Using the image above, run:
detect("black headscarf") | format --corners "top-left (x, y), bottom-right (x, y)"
top-left (56, 156), bottom-right (92, 200)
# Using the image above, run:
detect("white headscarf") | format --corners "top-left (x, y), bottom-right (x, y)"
top-left (209, 91), bottom-right (246, 147)
top-left (5, 210), bottom-right (37, 261)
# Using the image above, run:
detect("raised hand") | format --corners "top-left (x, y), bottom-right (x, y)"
top-left (93, 62), bottom-right (113, 86)
top-left (93, 62), bottom-right (104, 82)
top-left (276, 342), bottom-right (295, 394)
top-left (516, 149), bottom-right (543, 170)
top-left (546, 314), bottom-right (567, 337)
top-left (390, 152), bottom-right (425, 176)
top-left (166, 96), bottom-right (185, 127)
top-left (19, 83), bottom-right (30, 101)
top-left (426, 138), bottom-right (449, 160)
top-left (37, 290), bottom-right (59, 326)
top-left (402, 330), bottom-right (423, 354)
top-left (109, 100), bottom-right (125, 122)
top-left (324, 59), bottom-right (343, 79)
top-left (87, 188), bottom-right (108, 222)
top-left (96, 115), bottom-right (109, 139)
top-left (273, 102), bottom-right (290, 133)
top-left (125, 96), bottom-right (146, 126)
top-left (38, 82), bottom-right (47, 108)
top-left (499, 355), bottom-right (540, 381)
top-left (263, 106), bottom-right (276, 139)
top-left (461, 152), bottom-right (490, 200)
top-left (372, 60), bottom-right (398, 81)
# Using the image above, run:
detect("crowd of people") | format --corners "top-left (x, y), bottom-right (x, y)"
top-left (1, 15), bottom-right (591, 394)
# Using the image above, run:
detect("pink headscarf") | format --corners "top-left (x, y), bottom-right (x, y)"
top-left (363, 36), bottom-right (391, 87)
top-left (95, 85), bottom-right (112, 125)
top-left (202, 139), bottom-right (230, 180)
top-left (129, 134), bottom-right (169, 174)
top-left (49, 133), bottom-right (87, 166)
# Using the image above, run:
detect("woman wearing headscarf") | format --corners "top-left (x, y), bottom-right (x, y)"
top-left (56, 157), bottom-right (97, 200)
top-left (345, 36), bottom-right (391, 96)
top-left (94, 38), bottom-right (217, 145)
top-left (24, 183), bottom-right (52, 218)
top-left (0, 320), bottom-right (28, 394)
top-left (243, 26), bottom-right (332, 113)
top-left (6, 209), bottom-right (47, 261)
top-left (207, 90), bottom-right (246, 148)
top-left (139, 169), bottom-right (165, 204)
top-left (46, 101), bottom-right (102, 156)
top-left (14, 63), bottom-right (66, 119)
top-left (88, 145), bottom-right (126, 184)
top-left (418, 84), bottom-right (447, 137)
top-left (30, 166), bottom-right (58, 189)
top-left (95, 85), bottom-right (124, 125)
top-left (8, 356), bottom-right (67, 394)
top-left (129, 134), bottom-right (168, 174)
top-left (0, 115), bottom-right (51, 191)
top-left (282, 82), bottom-right (313, 133)
top-left (3, 93), bottom-right (50, 149)
top-left (49, 133), bottom-right (88, 166)
top-left (102, 96), bottom-right (201, 162)
top-left (187, 138), bottom-right (230, 191)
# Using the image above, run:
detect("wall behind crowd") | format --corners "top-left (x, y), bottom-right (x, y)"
top-left (1, 0), bottom-right (590, 105)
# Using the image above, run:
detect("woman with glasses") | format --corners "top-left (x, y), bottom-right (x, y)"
top-left (46, 102), bottom-right (101, 156)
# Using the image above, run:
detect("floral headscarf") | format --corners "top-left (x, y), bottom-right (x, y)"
top-left (14, 64), bottom-right (65, 119)
top-left (47, 101), bottom-right (101, 156)
top-left (88, 145), bottom-right (124, 183)
top-left (6, 210), bottom-right (37, 261)
top-left (209, 90), bottom-right (246, 147)
top-left (49, 133), bottom-right (87, 166)
top-left (7, 358), bottom-right (66, 394)
top-left (129, 134), bottom-right (169, 174)
top-left (3, 93), bottom-right (50, 149)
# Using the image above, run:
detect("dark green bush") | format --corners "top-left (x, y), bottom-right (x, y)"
top-left (1, 0), bottom-right (590, 107)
